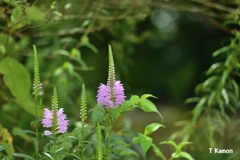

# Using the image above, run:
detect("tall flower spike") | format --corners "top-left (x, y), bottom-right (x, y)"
top-left (33, 45), bottom-right (43, 98)
top-left (107, 45), bottom-right (115, 89)
top-left (80, 84), bottom-right (87, 123)
top-left (97, 45), bottom-right (125, 108)
top-left (41, 87), bottom-right (69, 135)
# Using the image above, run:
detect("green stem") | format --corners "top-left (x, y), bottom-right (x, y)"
top-left (106, 110), bottom-right (112, 160)
top-left (53, 133), bottom-right (57, 160)
top-left (81, 121), bottom-right (85, 159)
top-left (35, 97), bottom-right (39, 160)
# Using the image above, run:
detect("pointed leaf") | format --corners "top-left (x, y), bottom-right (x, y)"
top-left (141, 94), bottom-right (157, 100)
top-left (160, 141), bottom-right (178, 150)
top-left (178, 151), bottom-right (195, 160)
top-left (0, 57), bottom-right (31, 99)
top-left (221, 88), bottom-right (229, 104)
top-left (212, 46), bottom-right (230, 57)
top-left (119, 148), bottom-right (139, 157)
top-left (192, 97), bottom-right (206, 122)
top-left (202, 76), bottom-right (219, 88)
top-left (138, 133), bottom-right (152, 155)
top-left (152, 144), bottom-right (166, 160)
top-left (43, 152), bottom-right (54, 160)
top-left (12, 153), bottom-right (35, 160)
top-left (138, 99), bottom-right (162, 121)
top-left (144, 123), bottom-right (165, 135)
top-left (231, 79), bottom-right (239, 98)
top-left (206, 62), bottom-right (223, 75)
top-left (178, 141), bottom-right (192, 149)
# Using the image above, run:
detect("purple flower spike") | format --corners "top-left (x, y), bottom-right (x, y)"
top-left (42, 108), bottom-right (53, 128)
top-left (97, 81), bottom-right (125, 108)
top-left (97, 84), bottom-right (112, 108)
top-left (41, 108), bottom-right (69, 135)
top-left (57, 108), bottom-right (69, 133)
top-left (114, 80), bottom-right (125, 107)
top-left (96, 45), bottom-right (125, 109)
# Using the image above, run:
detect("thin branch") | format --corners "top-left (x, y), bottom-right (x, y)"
top-left (191, 0), bottom-right (240, 15)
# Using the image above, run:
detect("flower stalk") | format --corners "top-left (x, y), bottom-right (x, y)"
top-left (96, 45), bottom-right (125, 159)
top-left (80, 84), bottom-right (87, 159)
top-left (32, 45), bottom-right (42, 160)
top-left (41, 87), bottom-right (69, 158)
top-left (97, 123), bottom-right (103, 160)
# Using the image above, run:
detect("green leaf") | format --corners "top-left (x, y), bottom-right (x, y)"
top-left (90, 105), bottom-right (105, 124)
top-left (132, 137), bottom-right (139, 143)
top-left (55, 49), bottom-right (70, 57)
top-left (178, 141), bottom-right (192, 149)
top-left (212, 46), bottom-right (230, 57)
top-left (10, 6), bottom-right (27, 30)
top-left (138, 133), bottom-right (153, 155)
top-left (192, 97), bottom-right (206, 122)
top-left (118, 95), bottom-right (140, 112)
top-left (12, 153), bottom-right (35, 160)
top-left (207, 91), bottom-right (216, 107)
top-left (178, 151), bottom-right (195, 160)
top-left (71, 48), bottom-right (87, 67)
top-left (0, 144), bottom-right (10, 152)
top-left (206, 62), bottom-right (223, 75)
top-left (43, 152), bottom-right (54, 160)
top-left (141, 94), bottom-right (157, 100)
top-left (81, 36), bottom-right (98, 54)
top-left (184, 97), bottom-right (200, 104)
top-left (221, 88), bottom-right (229, 104)
top-left (26, 5), bottom-right (46, 22)
top-left (202, 76), bottom-right (219, 88)
top-left (231, 79), bottom-right (239, 98)
top-left (160, 141), bottom-right (178, 149)
top-left (13, 128), bottom-right (34, 142)
top-left (138, 99), bottom-right (163, 121)
top-left (0, 57), bottom-right (31, 99)
top-left (85, 43), bottom-right (98, 54)
top-left (151, 144), bottom-right (166, 160)
top-left (15, 96), bottom-right (43, 117)
top-left (129, 95), bottom-right (141, 107)
top-left (119, 148), bottom-right (139, 158)
top-left (63, 61), bottom-right (74, 75)
top-left (144, 123), bottom-right (165, 136)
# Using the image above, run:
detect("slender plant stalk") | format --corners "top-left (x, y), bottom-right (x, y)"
top-left (106, 109), bottom-right (113, 160)
top-left (81, 122), bottom-right (85, 160)
top-left (33, 45), bottom-right (41, 160)
top-left (35, 99), bottom-right (39, 160)
top-left (80, 84), bottom-right (87, 159)
top-left (97, 123), bottom-right (103, 160)
top-left (51, 87), bottom-right (59, 159)
top-left (96, 45), bottom-right (125, 159)
top-left (53, 133), bottom-right (57, 160)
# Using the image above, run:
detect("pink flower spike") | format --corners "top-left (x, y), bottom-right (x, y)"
top-left (41, 108), bottom-right (53, 128)
top-left (97, 80), bottom-right (125, 108)
top-left (57, 108), bottom-right (69, 133)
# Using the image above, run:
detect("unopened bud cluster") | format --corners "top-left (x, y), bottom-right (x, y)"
top-left (33, 83), bottom-right (43, 96)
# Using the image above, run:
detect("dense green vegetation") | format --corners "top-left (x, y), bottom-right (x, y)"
top-left (1, 0), bottom-right (240, 159)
